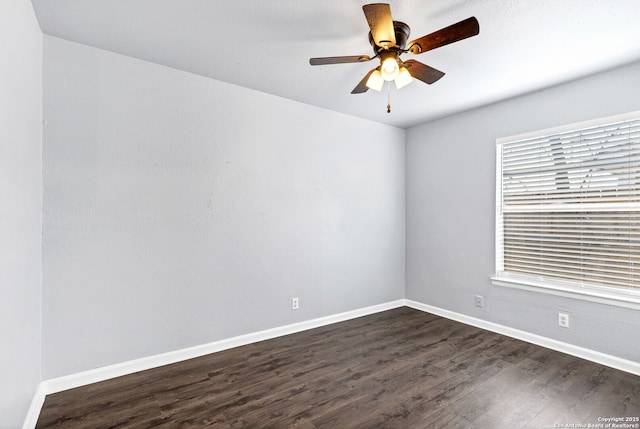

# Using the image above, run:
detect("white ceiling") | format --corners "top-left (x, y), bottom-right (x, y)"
top-left (31, 0), bottom-right (640, 129)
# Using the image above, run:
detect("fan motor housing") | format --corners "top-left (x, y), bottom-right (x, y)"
top-left (369, 21), bottom-right (410, 51)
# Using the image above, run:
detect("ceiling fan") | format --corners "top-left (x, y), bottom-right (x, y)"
top-left (309, 3), bottom-right (479, 94)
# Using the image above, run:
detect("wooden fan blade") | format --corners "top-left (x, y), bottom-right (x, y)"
top-left (408, 17), bottom-right (479, 54)
top-left (310, 55), bottom-right (371, 66)
top-left (351, 68), bottom-right (377, 94)
top-left (404, 60), bottom-right (445, 84)
top-left (363, 3), bottom-right (396, 48)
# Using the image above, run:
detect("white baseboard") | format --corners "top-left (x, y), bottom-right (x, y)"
top-left (405, 299), bottom-right (640, 376)
top-left (22, 383), bottom-right (46, 429)
top-left (43, 300), bottom-right (405, 395)
top-left (23, 298), bottom-right (640, 428)
top-left (23, 299), bottom-right (405, 429)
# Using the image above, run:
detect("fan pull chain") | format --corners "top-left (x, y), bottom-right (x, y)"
top-left (387, 81), bottom-right (391, 113)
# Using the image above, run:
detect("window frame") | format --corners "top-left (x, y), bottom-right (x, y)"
top-left (492, 111), bottom-right (640, 310)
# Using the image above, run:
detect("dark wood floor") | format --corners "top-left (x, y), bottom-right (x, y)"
top-left (37, 307), bottom-right (640, 429)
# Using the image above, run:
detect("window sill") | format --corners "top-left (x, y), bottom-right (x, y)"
top-left (491, 276), bottom-right (640, 310)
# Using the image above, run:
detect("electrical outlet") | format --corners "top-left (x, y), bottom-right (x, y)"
top-left (291, 297), bottom-right (299, 310)
top-left (558, 313), bottom-right (570, 328)
top-left (475, 295), bottom-right (484, 308)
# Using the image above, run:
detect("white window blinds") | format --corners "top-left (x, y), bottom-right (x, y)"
top-left (496, 112), bottom-right (640, 298)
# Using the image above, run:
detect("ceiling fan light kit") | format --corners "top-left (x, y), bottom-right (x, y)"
top-left (394, 67), bottom-right (413, 89)
top-left (379, 51), bottom-right (400, 81)
top-left (309, 3), bottom-right (479, 111)
top-left (366, 69), bottom-right (384, 91)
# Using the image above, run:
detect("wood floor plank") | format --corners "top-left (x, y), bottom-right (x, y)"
top-left (36, 307), bottom-right (640, 428)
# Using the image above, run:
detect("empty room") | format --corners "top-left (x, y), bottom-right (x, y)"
top-left (3, 1), bottom-right (640, 428)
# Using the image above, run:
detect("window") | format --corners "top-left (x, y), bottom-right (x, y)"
top-left (493, 112), bottom-right (640, 308)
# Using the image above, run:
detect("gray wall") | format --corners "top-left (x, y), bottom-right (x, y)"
top-left (42, 37), bottom-right (406, 379)
top-left (0, 0), bottom-right (42, 426)
top-left (406, 60), bottom-right (640, 362)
